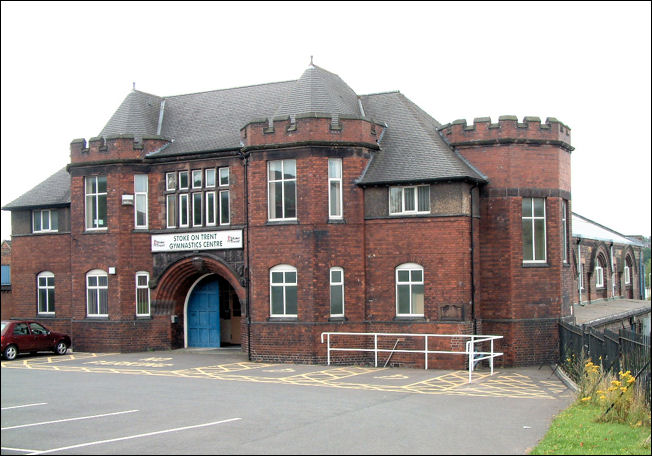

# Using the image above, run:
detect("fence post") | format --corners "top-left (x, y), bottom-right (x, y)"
top-left (425, 335), bottom-right (429, 370)
top-left (374, 334), bottom-right (378, 368)
top-left (490, 338), bottom-right (494, 375)
top-left (327, 333), bottom-right (331, 366)
top-left (467, 340), bottom-right (473, 383)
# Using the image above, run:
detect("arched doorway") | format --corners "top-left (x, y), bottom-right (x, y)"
top-left (185, 273), bottom-right (243, 348)
top-left (153, 255), bottom-right (246, 350)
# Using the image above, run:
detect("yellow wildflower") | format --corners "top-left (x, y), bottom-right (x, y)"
top-left (581, 396), bottom-right (591, 402)
top-left (627, 377), bottom-right (635, 384)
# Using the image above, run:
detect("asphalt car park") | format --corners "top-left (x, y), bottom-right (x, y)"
top-left (1, 348), bottom-right (574, 455)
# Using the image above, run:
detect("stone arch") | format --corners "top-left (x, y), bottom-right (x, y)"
top-left (588, 242), bottom-right (610, 273)
top-left (153, 254), bottom-right (246, 311)
top-left (619, 245), bottom-right (638, 274)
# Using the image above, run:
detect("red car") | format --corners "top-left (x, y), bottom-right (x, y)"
top-left (1, 320), bottom-right (71, 360)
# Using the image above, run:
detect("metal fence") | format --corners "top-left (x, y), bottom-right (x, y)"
top-left (559, 321), bottom-right (651, 404)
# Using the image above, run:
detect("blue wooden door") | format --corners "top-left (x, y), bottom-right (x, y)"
top-left (187, 278), bottom-right (220, 347)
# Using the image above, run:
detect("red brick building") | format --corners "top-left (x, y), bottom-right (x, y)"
top-left (2, 63), bottom-right (644, 366)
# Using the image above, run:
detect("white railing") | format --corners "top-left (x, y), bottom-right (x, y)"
top-left (320, 332), bottom-right (503, 383)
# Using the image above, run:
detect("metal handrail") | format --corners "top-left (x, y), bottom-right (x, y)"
top-left (320, 331), bottom-right (503, 383)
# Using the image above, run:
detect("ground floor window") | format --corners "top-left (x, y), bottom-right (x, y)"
top-left (270, 264), bottom-right (297, 317)
top-left (37, 271), bottom-right (55, 314)
top-left (136, 272), bottom-right (150, 316)
top-left (396, 263), bottom-right (424, 316)
top-left (330, 267), bottom-right (344, 317)
top-left (87, 269), bottom-right (108, 316)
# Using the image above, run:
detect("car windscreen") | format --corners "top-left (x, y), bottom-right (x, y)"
top-left (1, 322), bottom-right (7, 334)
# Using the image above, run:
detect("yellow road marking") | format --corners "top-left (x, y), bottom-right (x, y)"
top-left (2, 358), bottom-right (567, 399)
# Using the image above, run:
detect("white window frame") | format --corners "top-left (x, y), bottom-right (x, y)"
top-left (596, 263), bottom-right (604, 288)
top-left (33, 209), bottom-right (58, 233)
top-left (219, 167), bottom-right (229, 187)
top-left (389, 185), bottom-right (430, 215)
top-left (522, 197), bottom-right (547, 263)
top-left (179, 194), bottom-right (189, 228)
top-left (624, 265), bottom-right (631, 285)
top-left (86, 269), bottom-right (108, 317)
top-left (220, 190), bottom-right (230, 225)
top-left (37, 271), bottom-right (55, 315)
top-left (205, 168), bottom-right (216, 188)
top-left (206, 191), bottom-right (217, 226)
top-left (329, 267), bottom-right (344, 317)
top-left (166, 194), bottom-right (177, 228)
top-left (268, 160), bottom-right (297, 221)
top-left (395, 263), bottom-right (425, 316)
top-left (179, 171), bottom-right (189, 190)
top-left (134, 174), bottom-right (148, 229)
top-left (136, 271), bottom-right (150, 316)
top-left (166, 172), bottom-right (176, 191)
top-left (192, 169), bottom-right (202, 189)
top-left (270, 264), bottom-right (298, 317)
top-left (85, 175), bottom-right (108, 230)
top-left (192, 192), bottom-right (203, 227)
top-left (328, 158), bottom-right (343, 219)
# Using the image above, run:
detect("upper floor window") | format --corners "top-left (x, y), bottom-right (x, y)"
top-left (85, 176), bottom-right (107, 230)
top-left (624, 264), bottom-right (631, 285)
top-left (268, 160), bottom-right (296, 221)
top-left (86, 269), bottom-right (108, 316)
top-left (136, 272), bottom-right (150, 316)
top-left (522, 197), bottom-right (546, 263)
top-left (219, 167), bottom-right (230, 186)
top-left (270, 264), bottom-right (297, 317)
top-left (330, 267), bottom-right (344, 317)
top-left (205, 169), bottom-right (216, 188)
top-left (328, 159), bottom-right (342, 219)
top-left (166, 172), bottom-right (176, 191)
top-left (389, 185), bottom-right (430, 215)
top-left (396, 263), bottom-right (424, 316)
top-left (33, 209), bottom-right (58, 233)
top-left (134, 175), bottom-right (148, 229)
top-left (179, 171), bottom-right (189, 190)
top-left (165, 167), bottom-right (230, 229)
top-left (37, 271), bottom-right (55, 314)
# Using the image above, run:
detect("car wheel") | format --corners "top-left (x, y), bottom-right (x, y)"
top-left (54, 341), bottom-right (68, 355)
top-left (4, 345), bottom-right (18, 361)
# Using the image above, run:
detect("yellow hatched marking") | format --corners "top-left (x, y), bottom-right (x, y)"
top-left (1, 362), bottom-right (564, 399)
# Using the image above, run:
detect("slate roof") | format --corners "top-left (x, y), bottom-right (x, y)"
top-left (274, 64), bottom-right (361, 117)
top-left (358, 91), bottom-right (486, 185)
top-left (3, 65), bottom-right (487, 210)
top-left (2, 167), bottom-right (70, 210)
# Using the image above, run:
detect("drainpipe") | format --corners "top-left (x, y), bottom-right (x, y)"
top-left (237, 149), bottom-right (252, 361)
top-left (577, 238), bottom-right (583, 306)
top-left (469, 183), bottom-right (478, 335)
top-left (610, 243), bottom-right (615, 299)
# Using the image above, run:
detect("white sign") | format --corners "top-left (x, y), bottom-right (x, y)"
top-left (151, 230), bottom-right (243, 252)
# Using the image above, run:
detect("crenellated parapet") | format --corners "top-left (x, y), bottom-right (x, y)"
top-left (240, 114), bottom-right (385, 149)
top-left (439, 116), bottom-right (573, 152)
top-left (70, 135), bottom-right (170, 164)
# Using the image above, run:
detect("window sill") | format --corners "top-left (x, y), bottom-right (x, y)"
top-left (328, 316), bottom-right (347, 322)
top-left (85, 316), bottom-right (109, 320)
top-left (266, 220), bottom-right (299, 226)
top-left (327, 219), bottom-right (346, 224)
top-left (393, 316), bottom-right (426, 322)
top-left (267, 316), bottom-right (299, 322)
top-left (522, 262), bottom-right (550, 268)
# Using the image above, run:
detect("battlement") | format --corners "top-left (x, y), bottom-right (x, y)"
top-left (240, 114), bottom-right (385, 149)
top-left (439, 116), bottom-right (573, 151)
top-left (70, 135), bottom-right (170, 164)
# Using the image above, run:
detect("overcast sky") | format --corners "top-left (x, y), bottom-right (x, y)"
top-left (1, 1), bottom-right (650, 242)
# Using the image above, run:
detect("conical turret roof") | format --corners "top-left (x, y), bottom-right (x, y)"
top-left (274, 63), bottom-right (362, 118)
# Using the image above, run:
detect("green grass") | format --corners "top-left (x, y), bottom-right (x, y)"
top-left (530, 403), bottom-right (651, 455)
